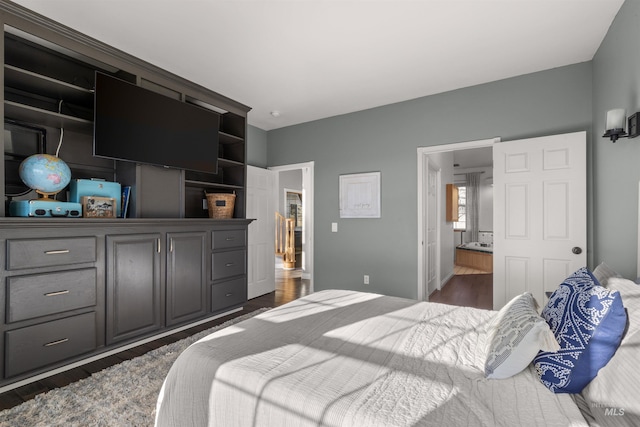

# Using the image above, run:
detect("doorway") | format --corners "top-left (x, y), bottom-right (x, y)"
top-left (269, 162), bottom-right (315, 295)
top-left (417, 138), bottom-right (500, 302)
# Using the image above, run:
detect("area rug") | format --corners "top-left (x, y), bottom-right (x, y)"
top-left (0, 308), bottom-right (270, 427)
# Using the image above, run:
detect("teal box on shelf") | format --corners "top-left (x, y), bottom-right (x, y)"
top-left (9, 200), bottom-right (82, 217)
top-left (69, 179), bottom-right (121, 217)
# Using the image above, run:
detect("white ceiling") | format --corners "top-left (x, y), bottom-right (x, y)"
top-left (454, 147), bottom-right (493, 169)
top-left (12, 0), bottom-right (625, 131)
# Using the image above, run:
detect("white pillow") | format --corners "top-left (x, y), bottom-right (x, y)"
top-left (484, 292), bottom-right (559, 379)
top-left (592, 262), bottom-right (622, 286)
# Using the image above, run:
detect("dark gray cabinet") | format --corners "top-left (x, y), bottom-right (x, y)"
top-left (211, 228), bottom-right (248, 313)
top-left (0, 218), bottom-right (250, 388)
top-left (0, 227), bottom-right (103, 380)
top-left (6, 237), bottom-right (97, 270)
top-left (211, 277), bottom-right (246, 313)
top-left (5, 312), bottom-right (97, 378)
top-left (166, 231), bottom-right (207, 326)
top-left (6, 268), bottom-right (97, 323)
top-left (106, 233), bottom-right (162, 344)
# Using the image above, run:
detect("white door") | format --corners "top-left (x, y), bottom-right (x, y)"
top-left (247, 166), bottom-right (277, 299)
top-left (493, 131), bottom-right (586, 310)
top-left (426, 160), bottom-right (439, 296)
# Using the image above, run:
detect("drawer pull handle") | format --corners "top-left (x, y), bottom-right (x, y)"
top-left (44, 290), bottom-right (69, 297)
top-left (225, 262), bottom-right (235, 267)
top-left (44, 249), bottom-right (70, 255)
top-left (44, 338), bottom-right (69, 347)
top-left (225, 293), bottom-right (233, 297)
top-left (225, 237), bottom-right (235, 241)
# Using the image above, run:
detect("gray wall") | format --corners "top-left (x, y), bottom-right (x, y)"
top-left (592, 0), bottom-right (640, 279)
top-left (267, 62), bottom-right (593, 299)
top-left (247, 125), bottom-right (268, 168)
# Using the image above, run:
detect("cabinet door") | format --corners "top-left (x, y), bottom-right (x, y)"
top-left (106, 234), bottom-right (162, 344)
top-left (166, 231), bottom-right (207, 326)
top-left (446, 184), bottom-right (459, 222)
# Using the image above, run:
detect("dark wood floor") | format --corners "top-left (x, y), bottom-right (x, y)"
top-left (0, 268), bottom-right (487, 411)
top-left (429, 273), bottom-right (493, 310)
top-left (0, 268), bottom-right (310, 411)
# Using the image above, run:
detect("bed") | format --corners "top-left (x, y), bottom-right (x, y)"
top-left (154, 273), bottom-right (640, 426)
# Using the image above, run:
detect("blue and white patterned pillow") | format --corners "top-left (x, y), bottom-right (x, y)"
top-left (533, 267), bottom-right (627, 393)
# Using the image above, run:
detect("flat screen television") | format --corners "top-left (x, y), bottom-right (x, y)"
top-left (93, 72), bottom-right (219, 174)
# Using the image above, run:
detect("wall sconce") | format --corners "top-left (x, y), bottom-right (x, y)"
top-left (603, 108), bottom-right (639, 142)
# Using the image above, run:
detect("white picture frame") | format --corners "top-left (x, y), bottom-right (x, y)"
top-left (339, 172), bottom-right (381, 218)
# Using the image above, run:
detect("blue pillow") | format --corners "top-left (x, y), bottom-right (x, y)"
top-left (533, 267), bottom-right (627, 393)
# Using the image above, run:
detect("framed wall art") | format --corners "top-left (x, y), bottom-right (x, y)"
top-left (339, 172), bottom-right (380, 218)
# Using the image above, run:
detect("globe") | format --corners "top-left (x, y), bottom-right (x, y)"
top-left (19, 154), bottom-right (71, 198)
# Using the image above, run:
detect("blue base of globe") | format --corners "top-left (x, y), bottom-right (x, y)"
top-left (19, 154), bottom-right (72, 198)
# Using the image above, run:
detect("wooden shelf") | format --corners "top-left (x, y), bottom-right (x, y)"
top-left (184, 180), bottom-right (243, 190)
top-left (4, 100), bottom-right (93, 133)
top-left (218, 158), bottom-right (244, 168)
top-left (219, 131), bottom-right (244, 144)
top-left (5, 64), bottom-right (94, 108)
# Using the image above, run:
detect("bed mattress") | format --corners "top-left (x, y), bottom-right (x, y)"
top-left (155, 289), bottom-right (587, 426)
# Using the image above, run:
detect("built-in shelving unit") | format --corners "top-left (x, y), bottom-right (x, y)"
top-left (0, 1), bottom-right (252, 391)
top-left (2, 18), bottom-right (249, 219)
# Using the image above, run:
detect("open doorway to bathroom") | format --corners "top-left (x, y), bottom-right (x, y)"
top-left (417, 138), bottom-right (498, 309)
top-left (452, 148), bottom-right (494, 275)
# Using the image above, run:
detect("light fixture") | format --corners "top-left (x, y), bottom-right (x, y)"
top-left (603, 108), bottom-right (640, 142)
top-left (270, 110), bottom-right (281, 118)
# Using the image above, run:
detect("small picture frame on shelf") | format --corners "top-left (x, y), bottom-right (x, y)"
top-left (81, 196), bottom-right (116, 218)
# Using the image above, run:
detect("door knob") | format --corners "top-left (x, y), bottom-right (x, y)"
top-left (572, 247), bottom-right (582, 255)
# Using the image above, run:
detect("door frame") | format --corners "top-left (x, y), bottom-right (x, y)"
top-left (417, 137), bottom-right (500, 301)
top-left (425, 159), bottom-right (441, 298)
top-left (269, 161), bottom-right (314, 290)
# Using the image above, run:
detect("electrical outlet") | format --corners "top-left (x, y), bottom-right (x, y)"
top-left (364, 275), bottom-right (369, 285)
top-left (331, 222), bottom-right (338, 232)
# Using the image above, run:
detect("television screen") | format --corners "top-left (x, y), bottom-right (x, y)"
top-left (93, 72), bottom-right (219, 174)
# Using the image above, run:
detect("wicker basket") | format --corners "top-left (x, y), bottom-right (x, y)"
top-left (206, 192), bottom-right (236, 219)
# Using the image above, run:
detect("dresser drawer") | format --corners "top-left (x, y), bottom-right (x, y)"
top-left (212, 229), bottom-right (246, 250)
top-left (5, 312), bottom-right (97, 377)
top-left (212, 250), bottom-right (246, 281)
top-left (6, 268), bottom-right (97, 323)
top-left (7, 237), bottom-right (97, 270)
top-left (211, 278), bottom-right (247, 312)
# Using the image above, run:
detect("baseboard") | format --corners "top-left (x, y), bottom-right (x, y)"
top-left (440, 271), bottom-right (454, 289)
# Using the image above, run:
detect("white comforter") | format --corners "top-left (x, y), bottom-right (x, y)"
top-left (155, 290), bottom-right (587, 426)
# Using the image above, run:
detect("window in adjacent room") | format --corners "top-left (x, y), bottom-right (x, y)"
top-left (454, 186), bottom-right (466, 231)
